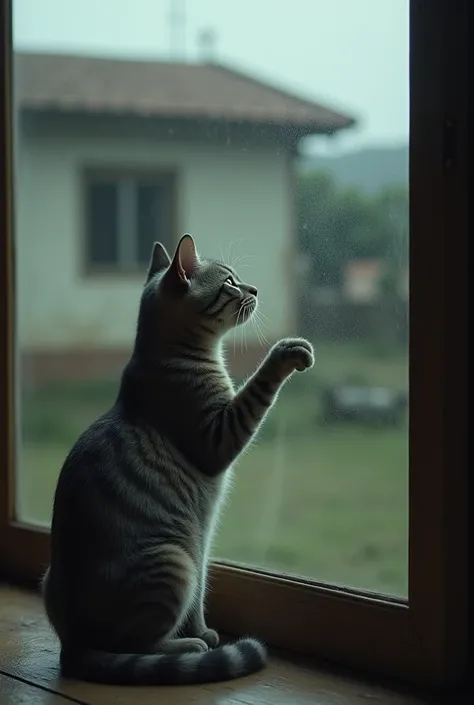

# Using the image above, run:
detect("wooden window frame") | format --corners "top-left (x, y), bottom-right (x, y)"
top-left (0, 0), bottom-right (469, 691)
top-left (81, 166), bottom-right (179, 278)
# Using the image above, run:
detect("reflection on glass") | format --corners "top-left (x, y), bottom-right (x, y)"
top-left (13, 0), bottom-right (409, 596)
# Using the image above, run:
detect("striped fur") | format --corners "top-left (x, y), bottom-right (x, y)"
top-left (43, 234), bottom-right (314, 686)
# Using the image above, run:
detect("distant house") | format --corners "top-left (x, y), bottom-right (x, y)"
top-left (343, 259), bottom-right (409, 303)
top-left (343, 260), bottom-right (385, 303)
top-left (300, 258), bottom-right (409, 342)
top-left (14, 51), bottom-right (354, 384)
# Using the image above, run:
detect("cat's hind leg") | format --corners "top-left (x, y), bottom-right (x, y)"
top-left (178, 562), bottom-right (220, 648)
top-left (115, 543), bottom-right (199, 651)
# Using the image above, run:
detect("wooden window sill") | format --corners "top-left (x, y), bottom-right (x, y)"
top-left (0, 584), bottom-right (437, 705)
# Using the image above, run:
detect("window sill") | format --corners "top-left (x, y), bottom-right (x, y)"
top-left (0, 584), bottom-right (437, 705)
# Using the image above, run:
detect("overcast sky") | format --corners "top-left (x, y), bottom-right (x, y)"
top-left (13, 0), bottom-right (409, 155)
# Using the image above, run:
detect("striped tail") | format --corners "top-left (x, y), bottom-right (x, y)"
top-left (60, 637), bottom-right (267, 685)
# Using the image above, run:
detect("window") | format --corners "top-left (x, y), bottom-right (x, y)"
top-left (84, 171), bottom-right (176, 273)
top-left (1, 0), bottom-right (469, 691)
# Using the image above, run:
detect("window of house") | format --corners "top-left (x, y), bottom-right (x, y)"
top-left (1, 0), bottom-right (469, 691)
top-left (84, 173), bottom-right (176, 273)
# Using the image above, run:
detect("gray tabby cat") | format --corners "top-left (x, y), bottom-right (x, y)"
top-left (42, 234), bottom-right (314, 686)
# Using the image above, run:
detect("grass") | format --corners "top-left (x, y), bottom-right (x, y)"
top-left (17, 340), bottom-right (409, 598)
top-left (215, 426), bottom-right (408, 597)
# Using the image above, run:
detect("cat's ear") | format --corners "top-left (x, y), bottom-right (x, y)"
top-left (146, 242), bottom-right (171, 283)
top-left (170, 234), bottom-right (199, 285)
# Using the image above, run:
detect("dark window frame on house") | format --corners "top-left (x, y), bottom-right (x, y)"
top-left (82, 167), bottom-right (178, 276)
top-left (0, 0), bottom-right (469, 692)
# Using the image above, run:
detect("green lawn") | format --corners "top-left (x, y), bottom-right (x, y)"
top-left (17, 340), bottom-right (408, 598)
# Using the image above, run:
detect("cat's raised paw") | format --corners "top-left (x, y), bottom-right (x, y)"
top-left (270, 338), bottom-right (314, 377)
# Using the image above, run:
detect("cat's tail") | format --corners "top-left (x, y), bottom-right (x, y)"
top-left (60, 638), bottom-right (267, 685)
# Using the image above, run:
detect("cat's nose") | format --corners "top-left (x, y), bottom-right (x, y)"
top-left (248, 285), bottom-right (258, 297)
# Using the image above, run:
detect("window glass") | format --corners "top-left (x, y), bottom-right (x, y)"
top-left (85, 180), bottom-right (118, 267)
top-left (13, 0), bottom-right (409, 597)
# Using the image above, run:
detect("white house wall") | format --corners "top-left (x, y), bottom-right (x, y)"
top-left (15, 124), bottom-right (296, 352)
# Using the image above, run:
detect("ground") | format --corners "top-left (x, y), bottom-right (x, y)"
top-left (17, 341), bottom-right (408, 598)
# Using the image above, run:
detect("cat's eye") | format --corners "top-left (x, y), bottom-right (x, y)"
top-left (225, 276), bottom-right (238, 287)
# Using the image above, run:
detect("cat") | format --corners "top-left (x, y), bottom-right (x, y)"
top-left (42, 233), bottom-right (314, 686)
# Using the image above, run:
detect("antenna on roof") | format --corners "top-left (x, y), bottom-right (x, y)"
top-left (197, 28), bottom-right (217, 63)
top-left (168, 0), bottom-right (186, 61)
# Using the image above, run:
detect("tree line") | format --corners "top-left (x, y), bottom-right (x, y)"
top-left (296, 170), bottom-right (409, 294)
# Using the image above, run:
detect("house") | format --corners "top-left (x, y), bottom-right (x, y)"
top-left (14, 51), bottom-right (354, 384)
top-left (343, 259), bottom-right (409, 303)
top-left (343, 259), bottom-right (385, 303)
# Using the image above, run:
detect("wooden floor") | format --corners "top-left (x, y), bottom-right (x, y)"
top-left (0, 584), bottom-right (436, 705)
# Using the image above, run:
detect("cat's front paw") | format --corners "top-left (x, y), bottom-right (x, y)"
top-left (199, 628), bottom-right (219, 648)
top-left (269, 338), bottom-right (314, 378)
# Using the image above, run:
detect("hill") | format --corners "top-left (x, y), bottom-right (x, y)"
top-left (298, 145), bottom-right (409, 195)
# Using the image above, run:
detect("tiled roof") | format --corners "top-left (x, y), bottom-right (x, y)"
top-left (15, 51), bottom-right (355, 133)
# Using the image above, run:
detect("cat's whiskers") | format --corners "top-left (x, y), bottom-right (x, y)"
top-left (251, 316), bottom-right (264, 348)
top-left (225, 241), bottom-right (233, 268)
top-left (254, 304), bottom-right (270, 323)
top-left (233, 302), bottom-right (245, 355)
top-left (248, 302), bottom-right (270, 348)
top-left (219, 243), bottom-right (226, 266)
top-left (226, 239), bottom-right (243, 269)
top-left (231, 296), bottom-right (254, 355)
top-left (242, 297), bottom-right (256, 354)
top-left (230, 253), bottom-right (255, 270)
top-left (252, 309), bottom-right (270, 347)
top-left (220, 239), bottom-right (251, 270)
